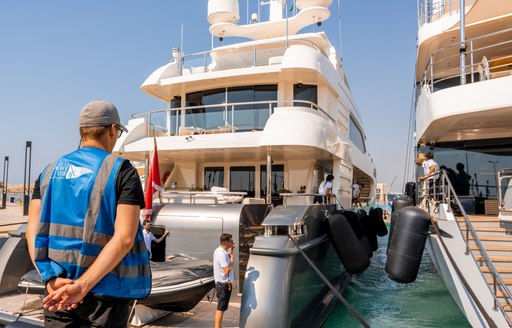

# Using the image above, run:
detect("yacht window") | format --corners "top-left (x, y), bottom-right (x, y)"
top-left (227, 85), bottom-right (277, 131)
top-left (418, 144), bottom-right (512, 200)
top-left (349, 117), bottom-right (367, 153)
top-left (260, 164), bottom-right (284, 206)
top-left (230, 166), bottom-right (255, 197)
top-left (294, 84), bottom-right (317, 108)
top-left (185, 89), bottom-right (226, 129)
top-left (204, 167), bottom-right (224, 190)
top-left (185, 86), bottom-right (277, 131)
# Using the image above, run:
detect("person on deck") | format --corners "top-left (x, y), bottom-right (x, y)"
top-left (352, 181), bottom-right (362, 207)
top-left (314, 174), bottom-right (335, 204)
top-left (214, 233), bottom-right (236, 328)
top-left (142, 220), bottom-right (169, 260)
top-left (417, 152), bottom-right (440, 198)
top-left (26, 100), bottom-right (150, 327)
top-left (455, 162), bottom-right (471, 196)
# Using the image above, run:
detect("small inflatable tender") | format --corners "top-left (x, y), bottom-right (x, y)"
top-left (326, 214), bottom-right (370, 274)
top-left (385, 206), bottom-right (431, 283)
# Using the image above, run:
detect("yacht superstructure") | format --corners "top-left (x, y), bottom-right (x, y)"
top-left (412, 0), bottom-right (512, 326)
top-left (0, 1), bottom-right (378, 327)
top-left (113, 0), bottom-right (377, 326)
top-left (114, 0), bottom-right (375, 208)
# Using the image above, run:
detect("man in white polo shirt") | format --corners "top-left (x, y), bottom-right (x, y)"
top-left (213, 233), bottom-right (235, 328)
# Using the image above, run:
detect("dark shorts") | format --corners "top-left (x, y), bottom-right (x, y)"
top-left (215, 282), bottom-right (232, 311)
top-left (44, 293), bottom-right (130, 328)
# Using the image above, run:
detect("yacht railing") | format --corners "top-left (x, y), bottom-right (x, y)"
top-left (419, 171), bottom-right (512, 323)
top-left (422, 27), bottom-right (512, 92)
top-left (417, 0), bottom-right (476, 27)
top-left (131, 99), bottom-right (335, 137)
top-left (497, 168), bottom-right (512, 212)
top-left (172, 38), bottom-right (329, 76)
top-left (160, 190), bottom-right (247, 204)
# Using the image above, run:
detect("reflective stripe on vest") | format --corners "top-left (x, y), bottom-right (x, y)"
top-left (34, 148), bottom-right (151, 299)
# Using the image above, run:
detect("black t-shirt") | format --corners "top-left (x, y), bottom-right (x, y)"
top-left (32, 160), bottom-right (145, 208)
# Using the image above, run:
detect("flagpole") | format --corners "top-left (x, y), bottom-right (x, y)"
top-left (153, 134), bottom-right (163, 205)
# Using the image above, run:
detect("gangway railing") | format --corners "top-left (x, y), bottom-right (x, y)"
top-left (419, 170), bottom-right (512, 326)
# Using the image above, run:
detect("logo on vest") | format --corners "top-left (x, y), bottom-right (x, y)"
top-left (64, 164), bottom-right (93, 179)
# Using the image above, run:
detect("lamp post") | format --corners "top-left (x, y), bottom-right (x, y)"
top-left (23, 141), bottom-right (32, 216)
top-left (1, 156), bottom-right (8, 209)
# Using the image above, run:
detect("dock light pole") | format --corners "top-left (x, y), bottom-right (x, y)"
top-left (1, 156), bottom-right (8, 209)
top-left (23, 141), bottom-right (32, 216)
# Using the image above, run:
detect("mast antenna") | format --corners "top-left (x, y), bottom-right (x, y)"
top-left (337, 0), bottom-right (343, 62)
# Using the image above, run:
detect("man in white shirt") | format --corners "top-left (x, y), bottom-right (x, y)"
top-left (142, 220), bottom-right (169, 260)
top-left (352, 182), bottom-right (361, 207)
top-left (213, 233), bottom-right (235, 328)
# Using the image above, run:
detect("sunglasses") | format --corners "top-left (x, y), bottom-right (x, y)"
top-left (106, 124), bottom-right (123, 138)
top-left (114, 124), bottom-right (123, 138)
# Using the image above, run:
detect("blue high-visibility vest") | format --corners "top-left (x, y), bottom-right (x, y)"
top-left (34, 146), bottom-right (151, 299)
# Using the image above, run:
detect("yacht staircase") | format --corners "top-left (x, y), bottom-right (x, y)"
top-left (457, 214), bottom-right (512, 318)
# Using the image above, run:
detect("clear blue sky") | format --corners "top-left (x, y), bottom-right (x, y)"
top-left (0, 1), bottom-right (417, 192)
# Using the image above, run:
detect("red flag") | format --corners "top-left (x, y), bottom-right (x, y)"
top-left (142, 138), bottom-right (162, 220)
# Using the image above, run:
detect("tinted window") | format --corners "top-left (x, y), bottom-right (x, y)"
top-left (204, 167), bottom-right (224, 190)
top-left (349, 117), bottom-right (366, 153)
top-left (230, 166), bottom-right (255, 197)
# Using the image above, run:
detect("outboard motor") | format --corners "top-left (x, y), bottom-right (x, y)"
top-left (385, 207), bottom-right (430, 283)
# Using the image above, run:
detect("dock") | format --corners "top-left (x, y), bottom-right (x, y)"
top-left (0, 202), bottom-right (241, 327)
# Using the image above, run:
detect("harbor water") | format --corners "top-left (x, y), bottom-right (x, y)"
top-left (323, 226), bottom-right (471, 328)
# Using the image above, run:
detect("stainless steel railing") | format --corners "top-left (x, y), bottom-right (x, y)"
top-left (172, 37), bottom-right (330, 77)
top-left (419, 170), bottom-right (512, 324)
top-left (131, 99), bottom-right (335, 137)
top-left (417, 0), bottom-right (476, 27)
top-left (421, 27), bottom-right (512, 92)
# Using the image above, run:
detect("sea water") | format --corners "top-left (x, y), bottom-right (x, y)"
top-left (323, 230), bottom-right (471, 328)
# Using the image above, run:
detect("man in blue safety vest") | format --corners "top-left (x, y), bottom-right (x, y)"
top-left (27, 100), bottom-right (151, 327)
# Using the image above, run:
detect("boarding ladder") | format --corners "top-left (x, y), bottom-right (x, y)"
top-left (419, 170), bottom-right (512, 327)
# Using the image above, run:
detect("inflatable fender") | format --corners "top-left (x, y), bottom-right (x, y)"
top-left (385, 207), bottom-right (431, 283)
top-left (404, 182), bottom-right (417, 205)
top-left (370, 208), bottom-right (388, 237)
top-left (392, 195), bottom-right (413, 212)
top-left (360, 215), bottom-right (378, 251)
top-left (340, 210), bottom-right (373, 257)
top-left (326, 214), bottom-right (370, 274)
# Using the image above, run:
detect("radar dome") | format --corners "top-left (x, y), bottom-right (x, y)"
top-left (208, 0), bottom-right (240, 25)
top-left (297, 0), bottom-right (332, 9)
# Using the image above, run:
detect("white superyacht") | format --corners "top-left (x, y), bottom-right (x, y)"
top-left (0, 1), bottom-right (378, 327)
top-left (410, 0), bottom-right (512, 327)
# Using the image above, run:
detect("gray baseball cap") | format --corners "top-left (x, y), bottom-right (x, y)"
top-left (79, 100), bottom-right (128, 132)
